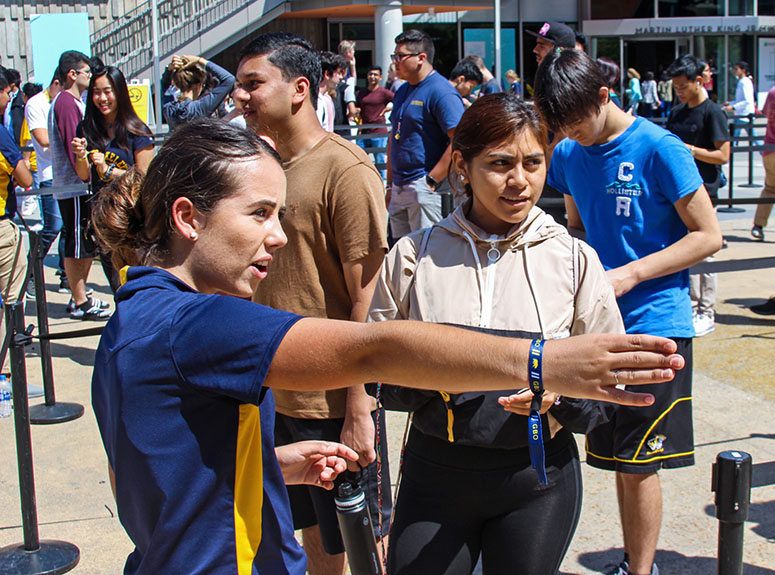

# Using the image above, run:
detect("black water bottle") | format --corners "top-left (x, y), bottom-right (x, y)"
top-left (334, 480), bottom-right (383, 575)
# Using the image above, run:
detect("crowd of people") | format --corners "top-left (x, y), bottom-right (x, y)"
top-left (0, 19), bottom-right (770, 575)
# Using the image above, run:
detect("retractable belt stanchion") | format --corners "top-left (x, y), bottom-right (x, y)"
top-left (738, 114), bottom-right (760, 189)
top-left (12, 185), bottom-right (87, 424)
top-left (719, 119), bottom-right (750, 213)
top-left (0, 302), bottom-right (80, 575)
top-left (712, 450), bottom-right (752, 575)
top-left (440, 191), bottom-right (454, 218)
top-left (26, 229), bottom-right (84, 425)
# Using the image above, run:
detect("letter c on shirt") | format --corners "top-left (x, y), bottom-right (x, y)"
top-left (617, 162), bottom-right (634, 182)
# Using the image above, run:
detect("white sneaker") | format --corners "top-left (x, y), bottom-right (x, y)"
top-left (693, 311), bottom-right (716, 337)
top-left (21, 195), bottom-right (38, 217)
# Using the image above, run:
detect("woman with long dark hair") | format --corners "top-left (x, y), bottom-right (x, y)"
top-left (71, 65), bottom-right (154, 297)
top-left (369, 94), bottom-right (625, 575)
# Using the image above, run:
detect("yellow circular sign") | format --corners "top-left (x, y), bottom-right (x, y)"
top-left (129, 87), bottom-right (142, 103)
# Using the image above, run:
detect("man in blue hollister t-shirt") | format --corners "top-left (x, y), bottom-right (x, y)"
top-left (388, 29), bottom-right (465, 238)
top-left (535, 50), bottom-right (722, 575)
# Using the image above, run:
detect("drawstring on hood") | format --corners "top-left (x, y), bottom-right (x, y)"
top-left (441, 201), bottom-right (566, 335)
top-left (369, 199), bottom-right (622, 448)
top-left (423, 202), bottom-right (568, 442)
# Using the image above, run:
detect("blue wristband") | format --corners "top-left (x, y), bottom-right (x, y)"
top-left (527, 339), bottom-right (548, 484)
top-left (528, 339), bottom-right (545, 395)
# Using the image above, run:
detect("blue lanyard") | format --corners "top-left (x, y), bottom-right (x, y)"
top-left (527, 339), bottom-right (548, 484)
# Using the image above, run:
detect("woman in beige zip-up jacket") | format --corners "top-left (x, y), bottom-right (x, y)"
top-left (369, 94), bottom-right (624, 575)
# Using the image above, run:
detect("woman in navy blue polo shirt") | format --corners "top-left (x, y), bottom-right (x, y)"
top-left (90, 118), bottom-right (684, 575)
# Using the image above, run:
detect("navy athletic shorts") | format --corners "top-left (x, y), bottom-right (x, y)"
top-left (57, 195), bottom-right (97, 259)
top-left (586, 337), bottom-right (694, 474)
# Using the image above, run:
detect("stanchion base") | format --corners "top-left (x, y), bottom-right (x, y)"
top-left (717, 207), bottom-right (747, 213)
top-left (738, 183), bottom-right (761, 188)
top-left (0, 540), bottom-right (80, 575)
top-left (29, 403), bottom-right (84, 425)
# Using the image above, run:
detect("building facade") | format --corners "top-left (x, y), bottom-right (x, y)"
top-left (0, 0), bottom-right (143, 81)
top-left (3, 0), bottom-right (774, 108)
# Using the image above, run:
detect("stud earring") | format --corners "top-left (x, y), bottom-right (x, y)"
top-left (190, 232), bottom-right (198, 240)
top-left (460, 173), bottom-right (466, 181)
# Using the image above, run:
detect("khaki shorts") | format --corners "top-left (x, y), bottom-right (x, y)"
top-left (0, 219), bottom-right (28, 304)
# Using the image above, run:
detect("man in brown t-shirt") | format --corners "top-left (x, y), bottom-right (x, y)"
top-left (235, 33), bottom-right (390, 574)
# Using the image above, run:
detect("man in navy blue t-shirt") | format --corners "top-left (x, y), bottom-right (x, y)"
top-left (388, 29), bottom-right (465, 238)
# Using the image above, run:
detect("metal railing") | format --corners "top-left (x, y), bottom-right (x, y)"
top-left (641, 113), bottom-right (775, 211)
top-left (90, 0), bottom-right (246, 78)
top-left (334, 122), bottom-right (390, 172)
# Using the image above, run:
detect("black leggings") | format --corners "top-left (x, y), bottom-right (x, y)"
top-left (387, 427), bottom-right (582, 575)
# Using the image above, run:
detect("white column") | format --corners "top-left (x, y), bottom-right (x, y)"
top-left (151, 0), bottom-right (162, 131)
top-left (494, 0), bottom-right (502, 89)
top-left (375, 1), bottom-right (403, 81)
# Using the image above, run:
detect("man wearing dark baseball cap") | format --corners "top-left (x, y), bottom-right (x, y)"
top-left (527, 21), bottom-right (576, 64)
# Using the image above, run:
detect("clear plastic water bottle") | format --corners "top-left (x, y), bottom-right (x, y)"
top-left (0, 375), bottom-right (12, 418)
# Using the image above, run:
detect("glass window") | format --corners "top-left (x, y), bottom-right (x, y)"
top-left (595, 38), bottom-right (621, 63)
top-left (341, 24), bottom-right (375, 41)
top-left (329, 23), bottom-right (340, 47)
top-left (727, 35), bottom-right (756, 102)
top-left (761, 0), bottom-right (775, 15)
top-left (658, 0), bottom-right (723, 17)
top-left (728, 0), bottom-right (756, 15)
top-left (405, 24), bottom-right (458, 77)
top-left (694, 36), bottom-right (724, 102)
top-left (462, 27), bottom-right (517, 91)
top-left (625, 40), bottom-right (676, 83)
top-left (329, 22), bottom-right (375, 50)
top-left (595, 38), bottom-right (623, 94)
top-left (591, 1), bottom-right (654, 19)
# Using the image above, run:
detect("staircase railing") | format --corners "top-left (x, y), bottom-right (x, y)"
top-left (90, 0), bottom-right (246, 78)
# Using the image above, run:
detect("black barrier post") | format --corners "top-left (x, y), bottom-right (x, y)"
top-left (0, 302), bottom-right (80, 575)
top-left (26, 230), bottom-right (84, 425)
top-left (440, 192), bottom-right (454, 218)
top-left (712, 450), bottom-right (752, 575)
top-left (739, 114), bottom-right (760, 188)
top-left (719, 120), bottom-right (747, 214)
